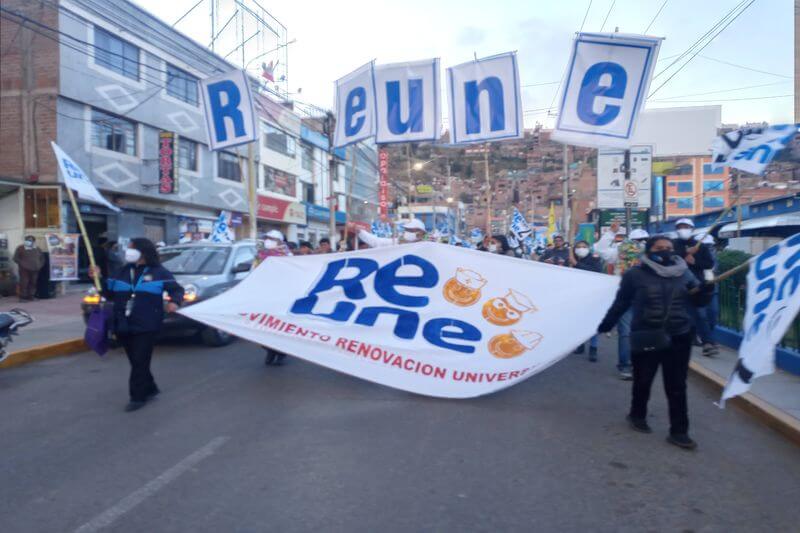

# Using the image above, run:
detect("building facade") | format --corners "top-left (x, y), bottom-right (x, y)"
top-left (659, 156), bottom-right (731, 218)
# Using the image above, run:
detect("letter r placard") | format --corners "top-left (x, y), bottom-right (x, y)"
top-left (200, 69), bottom-right (258, 151)
top-left (552, 33), bottom-right (662, 149)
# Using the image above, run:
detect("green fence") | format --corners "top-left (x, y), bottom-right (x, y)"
top-left (717, 278), bottom-right (800, 352)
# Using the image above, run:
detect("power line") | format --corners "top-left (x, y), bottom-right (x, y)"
top-left (648, 0), bottom-right (757, 98)
top-left (697, 54), bottom-right (792, 79)
top-left (650, 93), bottom-right (792, 104)
top-left (546, 0), bottom-right (595, 117)
top-left (644, 0), bottom-right (669, 33)
top-left (599, 0), bottom-right (616, 32)
top-left (652, 0), bottom-right (749, 81)
top-left (651, 80), bottom-right (791, 101)
top-left (172, 0), bottom-right (204, 27)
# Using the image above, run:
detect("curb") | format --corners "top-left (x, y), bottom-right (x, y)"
top-left (689, 360), bottom-right (800, 447)
top-left (0, 338), bottom-right (87, 370)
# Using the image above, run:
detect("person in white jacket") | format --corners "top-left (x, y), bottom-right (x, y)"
top-left (351, 218), bottom-right (427, 248)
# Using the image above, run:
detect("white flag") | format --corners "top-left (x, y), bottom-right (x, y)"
top-left (51, 142), bottom-right (120, 212)
top-left (552, 33), bottom-right (662, 149)
top-left (179, 242), bottom-right (619, 398)
top-left (711, 124), bottom-right (798, 176)
top-left (721, 234), bottom-right (800, 405)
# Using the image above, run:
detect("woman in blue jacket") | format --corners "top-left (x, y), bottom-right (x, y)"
top-left (92, 238), bottom-right (183, 412)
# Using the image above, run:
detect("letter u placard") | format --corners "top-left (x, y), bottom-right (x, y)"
top-left (334, 61), bottom-right (377, 148)
top-left (200, 69), bottom-right (258, 151)
top-left (447, 52), bottom-right (523, 144)
top-left (374, 59), bottom-right (441, 144)
top-left (552, 33), bottom-right (662, 149)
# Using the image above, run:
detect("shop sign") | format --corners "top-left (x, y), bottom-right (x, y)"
top-left (304, 202), bottom-right (346, 224)
top-left (258, 194), bottom-right (307, 225)
top-left (158, 132), bottom-right (177, 194)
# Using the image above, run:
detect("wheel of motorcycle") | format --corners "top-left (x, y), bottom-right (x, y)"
top-left (200, 327), bottom-right (232, 347)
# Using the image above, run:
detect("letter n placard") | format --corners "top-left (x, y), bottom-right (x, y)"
top-left (447, 52), bottom-right (523, 144)
top-left (552, 33), bottom-right (662, 149)
top-left (200, 69), bottom-right (258, 151)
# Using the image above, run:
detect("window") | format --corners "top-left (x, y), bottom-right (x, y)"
top-left (262, 165), bottom-right (296, 196)
top-left (303, 183), bottom-right (315, 204)
top-left (166, 64), bottom-right (198, 105)
top-left (94, 27), bottom-right (139, 80)
top-left (703, 180), bottom-right (724, 192)
top-left (232, 247), bottom-right (256, 269)
top-left (703, 163), bottom-right (724, 175)
top-left (92, 109), bottom-right (137, 156)
top-left (263, 124), bottom-right (296, 157)
top-left (218, 152), bottom-right (241, 181)
top-left (302, 143), bottom-right (314, 171)
top-left (676, 182), bottom-right (693, 193)
top-left (24, 188), bottom-right (60, 228)
top-left (178, 138), bottom-right (198, 171)
top-left (677, 198), bottom-right (693, 209)
top-left (669, 164), bottom-right (693, 176)
top-left (703, 197), bottom-right (725, 209)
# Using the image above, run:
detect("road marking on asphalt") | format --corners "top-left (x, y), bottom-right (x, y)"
top-left (74, 436), bottom-right (229, 533)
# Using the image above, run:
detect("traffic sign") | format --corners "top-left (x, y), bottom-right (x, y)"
top-left (623, 180), bottom-right (638, 207)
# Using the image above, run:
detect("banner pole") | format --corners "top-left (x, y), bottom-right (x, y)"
top-left (64, 186), bottom-right (101, 291)
top-left (247, 142), bottom-right (257, 240)
top-left (346, 146), bottom-right (357, 250)
top-left (484, 144), bottom-right (491, 234)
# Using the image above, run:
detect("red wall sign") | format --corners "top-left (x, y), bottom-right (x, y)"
top-left (257, 194), bottom-right (307, 225)
top-left (158, 131), bottom-right (177, 194)
top-left (378, 147), bottom-right (389, 221)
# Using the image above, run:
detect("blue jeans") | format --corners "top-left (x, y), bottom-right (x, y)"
top-left (617, 309), bottom-right (632, 371)
top-left (706, 291), bottom-right (719, 340)
top-left (688, 303), bottom-right (713, 344)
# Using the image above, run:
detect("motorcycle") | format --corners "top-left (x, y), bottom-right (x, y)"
top-left (0, 308), bottom-right (34, 363)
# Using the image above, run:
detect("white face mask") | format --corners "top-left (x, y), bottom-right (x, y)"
top-left (575, 247), bottom-right (589, 258)
top-left (403, 231), bottom-right (418, 242)
top-left (488, 244), bottom-right (498, 253)
top-left (263, 239), bottom-right (279, 250)
top-left (677, 228), bottom-right (693, 240)
top-left (125, 248), bottom-right (142, 264)
top-left (24, 240), bottom-right (34, 248)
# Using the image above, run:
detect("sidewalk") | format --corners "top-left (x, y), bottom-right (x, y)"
top-left (691, 343), bottom-right (800, 424)
top-left (0, 285), bottom-right (88, 352)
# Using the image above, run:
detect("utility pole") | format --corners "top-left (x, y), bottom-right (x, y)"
top-left (561, 144), bottom-right (570, 238)
top-left (623, 148), bottom-right (632, 234)
top-left (324, 112), bottom-right (337, 248)
top-left (406, 144), bottom-right (413, 221)
top-left (484, 144), bottom-right (491, 234)
top-left (247, 143), bottom-right (257, 239)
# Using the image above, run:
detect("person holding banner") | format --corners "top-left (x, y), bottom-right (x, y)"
top-left (598, 237), bottom-right (701, 450)
top-left (351, 218), bottom-right (427, 248)
top-left (90, 238), bottom-right (184, 412)
top-left (13, 236), bottom-right (44, 302)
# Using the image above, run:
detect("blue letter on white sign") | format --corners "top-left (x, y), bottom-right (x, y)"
top-left (345, 87), bottom-right (367, 136)
top-left (207, 80), bottom-right (245, 143)
top-left (577, 62), bottom-right (627, 126)
top-left (464, 77), bottom-right (505, 134)
top-left (200, 69), bottom-right (257, 151)
top-left (386, 79), bottom-right (424, 135)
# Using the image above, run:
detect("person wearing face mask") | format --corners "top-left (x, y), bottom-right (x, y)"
top-left (539, 234), bottom-right (569, 266)
top-left (13, 236), bottom-right (44, 302)
top-left (90, 238), bottom-right (183, 412)
top-left (597, 237), bottom-right (702, 450)
top-left (569, 240), bottom-right (604, 360)
top-left (255, 229), bottom-right (292, 267)
top-left (350, 218), bottom-right (427, 247)
top-left (672, 218), bottom-right (717, 357)
top-left (488, 235), bottom-right (515, 256)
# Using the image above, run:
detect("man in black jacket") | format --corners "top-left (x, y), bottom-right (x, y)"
top-left (673, 218), bottom-right (717, 356)
top-left (570, 240), bottom-right (604, 360)
top-left (598, 236), bottom-right (700, 450)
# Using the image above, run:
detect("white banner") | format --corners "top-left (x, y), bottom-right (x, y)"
top-left (200, 69), bottom-right (258, 151)
top-left (597, 145), bottom-right (652, 208)
top-left (45, 232), bottom-right (80, 281)
top-left (374, 58), bottom-right (441, 144)
top-left (51, 142), bottom-right (120, 212)
top-left (447, 52), bottom-right (523, 144)
top-left (334, 62), bottom-right (377, 148)
top-left (711, 124), bottom-right (799, 176)
top-left (552, 33), bottom-right (661, 149)
top-left (722, 234), bottom-right (800, 405)
top-left (180, 242), bottom-right (619, 398)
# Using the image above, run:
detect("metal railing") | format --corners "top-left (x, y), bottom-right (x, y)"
top-left (717, 278), bottom-right (800, 352)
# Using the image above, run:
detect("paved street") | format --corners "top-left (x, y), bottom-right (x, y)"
top-left (2, 337), bottom-right (799, 533)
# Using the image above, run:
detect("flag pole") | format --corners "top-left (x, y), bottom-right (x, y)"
top-left (64, 186), bottom-right (101, 291)
top-left (345, 145), bottom-right (358, 250)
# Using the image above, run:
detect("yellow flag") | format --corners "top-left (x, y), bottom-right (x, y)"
top-left (547, 202), bottom-right (557, 244)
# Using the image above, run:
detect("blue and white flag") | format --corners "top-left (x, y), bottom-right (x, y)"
top-left (210, 211), bottom-right (234, 243)
top-left (52, 142), bottom-right (120, 212)
top-left (447, 52), bottom-right (523, 144)
top-left (552, 33), bottom-right (662, 149)
top-left (371, 220), bottom-right (394, 238)
top-left (711, 124), bottom-right (799, 176)
top-left (509, 208), bottom-right (532, 242)
top-left (470, 227), bottom-right (484, 244)
top-left (721, 234), bottom-right (800, 405)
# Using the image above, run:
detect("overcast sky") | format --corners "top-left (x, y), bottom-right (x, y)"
top-left (134, 0), bottom-right (794, 127)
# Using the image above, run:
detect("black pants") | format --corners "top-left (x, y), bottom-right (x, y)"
top-left (630, 332), bottom-right (692, 435)
top-left (18, 268), bottom-right (38, 300)
top-left (119, 333), bottom-right (158, 402)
